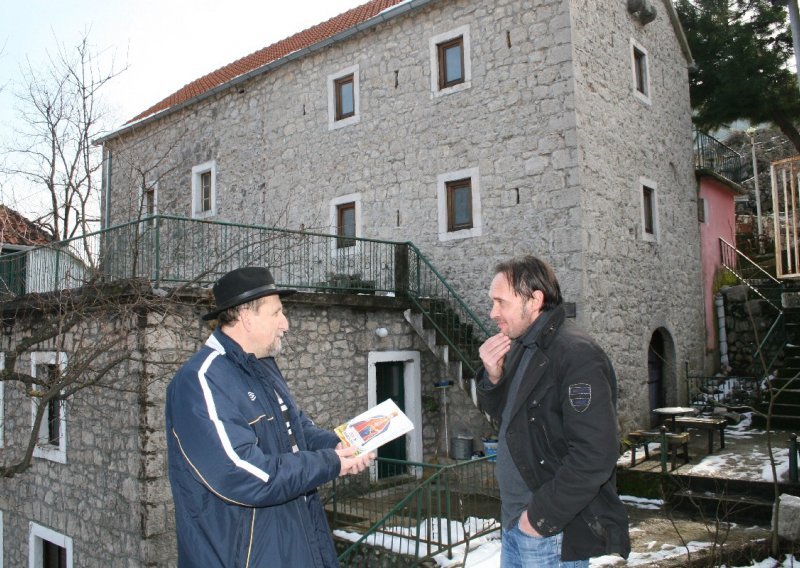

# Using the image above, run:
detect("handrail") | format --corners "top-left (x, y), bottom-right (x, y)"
top-left (719, 237), bottom-right (782, 312)
top-left (330, 456), bottom-right (499, 565)
top-left (718, 237), bottom-right (786, 377)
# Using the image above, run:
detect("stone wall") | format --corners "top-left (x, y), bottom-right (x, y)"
top-left (0, 291), bottom-right (490, 566)
top-left (719, 284), bottom-right (775, 376)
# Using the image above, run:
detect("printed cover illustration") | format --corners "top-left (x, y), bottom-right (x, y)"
top-left (335, 398), bottom-right (414, 455)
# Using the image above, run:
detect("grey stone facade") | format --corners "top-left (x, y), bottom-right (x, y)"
top-left (0, 291), bottom-right (488, 566)
top-left (101, 0), bottom-right (705, 433)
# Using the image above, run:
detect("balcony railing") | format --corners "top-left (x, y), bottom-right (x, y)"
top-left (324, 456), bottom-right (499, 566)
top-left (694, 130), bottom-right (746, 184)
top-left (0, 214), bottom-right (490, 371)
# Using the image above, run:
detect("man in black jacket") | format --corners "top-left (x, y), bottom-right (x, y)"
top-left (477, 256), bottom-right (630, 566)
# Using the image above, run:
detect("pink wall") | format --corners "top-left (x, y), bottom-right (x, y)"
top-left (699, 177), bottom-right (738, 352)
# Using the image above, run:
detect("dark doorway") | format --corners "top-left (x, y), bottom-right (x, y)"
top-left (648, 331), bottom-right (666, 427)
top-left (376, 361), bottom-right (406, 478)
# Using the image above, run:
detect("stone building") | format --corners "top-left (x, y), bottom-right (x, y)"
top-left (1, 0), bottom-right (706, 565)
top-left (0, 287), bottom-right (487, 566)
top-left (97, 0), bottom-right (706, 425)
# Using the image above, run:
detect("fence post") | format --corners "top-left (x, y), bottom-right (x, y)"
top-left (790, 433), bottom-right (798, 483)
top-left (394, 243), bottom-right (408, 295)
top-left (154, 217), bottom-right (161, 288)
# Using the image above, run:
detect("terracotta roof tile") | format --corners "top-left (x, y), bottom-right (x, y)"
top-left (128, 0), bottom-right (407, 124)
top-left (0, 205), bottom-right (53, 246)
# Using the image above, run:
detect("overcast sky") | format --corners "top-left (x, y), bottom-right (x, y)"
top-left (0, 0), bottom-right (365, 218)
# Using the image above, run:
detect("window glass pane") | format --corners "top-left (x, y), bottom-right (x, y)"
top-left (444, 44), bottom-right (463, 84)
top-left (339, 81), bottom-right (354, 116)
top-left (335, 75), bottom-right (355, 120)
top-left (47, 398), bottom-right (60, 445)
top-left (447, 179), bottom-right (473, 231)
top-left (337, 203), bottom-right (356, 248)
top-left (201, 172), bottom-right (211, 212)
top-left (453, 186), bottom-right (471, 226)
top-left (643, 186), bottom-right (654, 234)
top-left (341, 207), bottom-right (355, 237)
top-left (634, 49), bottom-right (647, 94)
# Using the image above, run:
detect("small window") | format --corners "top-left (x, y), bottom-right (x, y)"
top-left (335, 75), bottom-right (355, 121)
top-left (697, 197), bottom-right (706, 223)
top-left (31, 352), bottom-right (67, 464)
top-left (140, 181), bottom-right (158, 231)
top-left (640, 178), bottom-right (659, 242)
top-left (437, 168), bottom-right (482, 242)
top-left (192, 161), bottom-right (217, 219)
top-left (430, 26), bottom-right (471, 96)
top-left (446, 178), bottom-right (473, 231)
top-left (337, 202), bottom-right (356, 249)
top-left (634, 48), bottom-right (647, 94)
top-left (329, 193), bottom-right (362, 255)
top-left (328, 65), bottom-right (360, 130)
top-left (200, 173), bottom-right (212, 212)
top-left (438, 37), bottom-right (464, 89)
top-left (29, 522), bottom-right (73, 568)
top-left (631, 39), bottom-right (651, 103)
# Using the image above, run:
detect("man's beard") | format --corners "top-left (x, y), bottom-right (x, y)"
top-left (266, 337), bottom-right (282, 357)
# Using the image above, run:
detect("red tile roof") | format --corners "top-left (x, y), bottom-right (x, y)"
top-left (0, 205), bottom-right (53, 246)
top-left (127, 0), bottom-right (408, 124)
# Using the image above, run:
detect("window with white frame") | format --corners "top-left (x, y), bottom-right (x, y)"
top-left (430, 25), bottom-right (471, 96)
top-left (29, 522), bottom-right (73, 568)
top-left (640, 177), bottom-right (659, 242)
top-left (437, 168), bottom-right (482, 241)
top-left (31, 352), bottom-right (67, 464)
top-left (0, 353), bottom-right (4, 449)
top-left (140, 180), bottom-right (158, 230)
top-left (329, 193), bottom-right (361, 255)
top-left (631, 39), bottom-right (650, 104)
top-left (327, 65), bottom-right (360, 130)
top-left (191, 161), bottom-right (216, 219)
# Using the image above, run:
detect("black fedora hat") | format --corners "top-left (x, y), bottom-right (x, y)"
top-left (202, 267), bottom-right (296, 321)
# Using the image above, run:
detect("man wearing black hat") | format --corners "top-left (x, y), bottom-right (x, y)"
top-left (165, 267), bottom-right (373, 567)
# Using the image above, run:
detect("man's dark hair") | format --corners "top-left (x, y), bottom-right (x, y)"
top-left (495, 255), bottom-right (563, 311)
top-left (217, 296), bottom-right (267, 326)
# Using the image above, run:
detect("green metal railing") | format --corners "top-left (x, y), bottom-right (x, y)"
top-left (324, 456), bottom-right (500, 566)
top-left (0, 214), bottom-right (489, 374)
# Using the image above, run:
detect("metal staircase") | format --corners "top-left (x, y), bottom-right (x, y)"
top-left (719, 238), bottom-right (800, 429)
top-left (399, 244), bottom-right (490, 418)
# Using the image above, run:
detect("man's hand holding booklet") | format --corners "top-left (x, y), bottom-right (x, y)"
top-left (335, 399), bottom-right (414, 455)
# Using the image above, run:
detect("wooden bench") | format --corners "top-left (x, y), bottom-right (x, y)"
top-left (628, 428), bottom-right (690, 472)
top-left (674, 415), bottom-right (727, 454)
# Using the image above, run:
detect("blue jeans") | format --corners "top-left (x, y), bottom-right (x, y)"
top-left (501, 521), bottom-right (589, 567)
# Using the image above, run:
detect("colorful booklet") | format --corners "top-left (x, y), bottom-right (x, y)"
top-left (334, 398), bottom-right (415, 455)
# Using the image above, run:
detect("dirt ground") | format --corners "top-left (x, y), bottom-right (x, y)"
top-left (614, 505), bottom-right (777, 567)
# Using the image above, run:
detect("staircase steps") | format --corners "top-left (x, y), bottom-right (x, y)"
top-left (667, 475), bottom-right (789, 525)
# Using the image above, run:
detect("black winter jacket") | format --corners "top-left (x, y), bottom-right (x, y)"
top-left (477, 305), bottom-right (631, 561)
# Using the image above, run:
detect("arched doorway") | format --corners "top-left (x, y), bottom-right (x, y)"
top-left (647, 331), bottom-right (667, 427)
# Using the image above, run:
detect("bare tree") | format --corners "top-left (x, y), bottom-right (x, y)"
top-left (1, 32), bottom-right (123, 241)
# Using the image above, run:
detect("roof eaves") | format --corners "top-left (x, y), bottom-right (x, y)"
top-left (660, 0), bottom-right (694, 68)
top-left (95, 0), bottom-right (432, 145)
